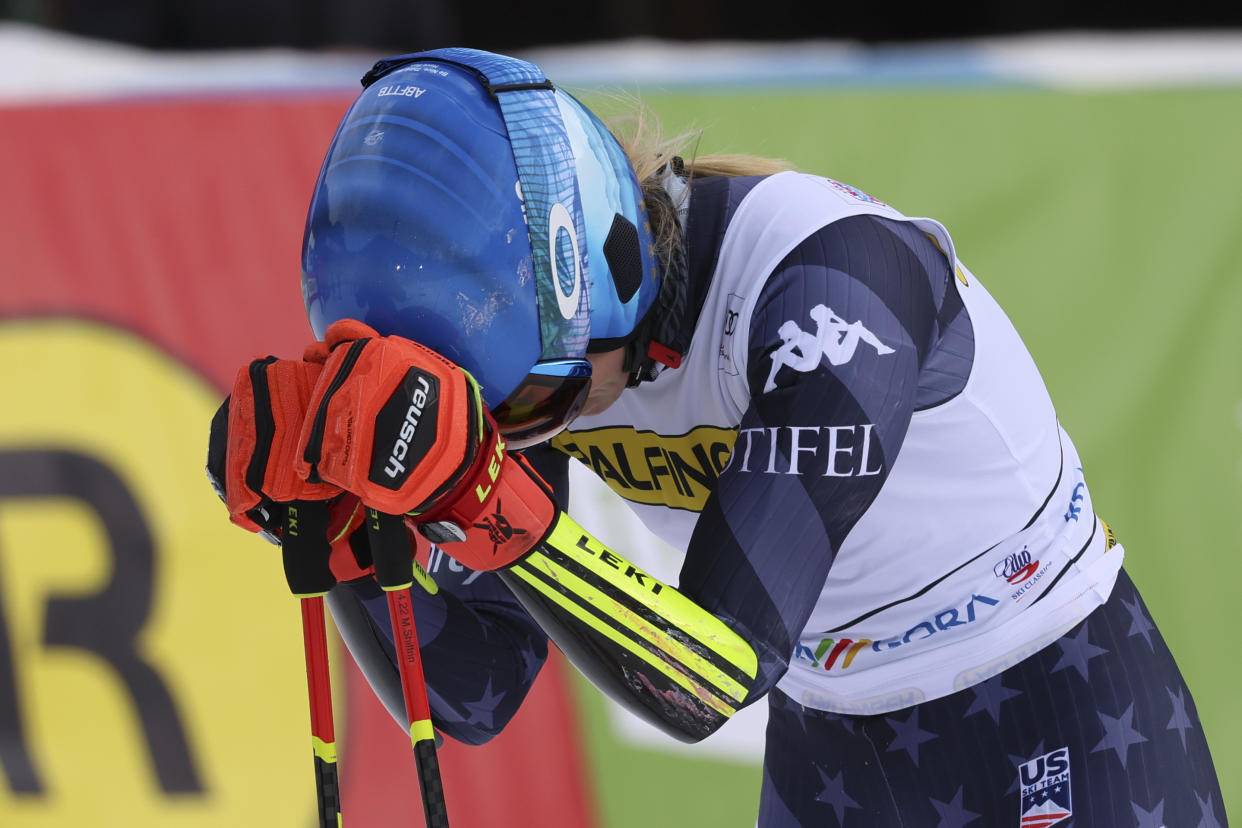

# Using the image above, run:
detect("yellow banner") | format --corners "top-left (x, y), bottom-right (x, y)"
top-left (0, 319), bottom-right (315, 826)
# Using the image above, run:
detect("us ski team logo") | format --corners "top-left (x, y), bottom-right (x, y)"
top-left (764, 303), bottom-right (894, 392)
top-left (1018, 747), bottom-right (1072, 828)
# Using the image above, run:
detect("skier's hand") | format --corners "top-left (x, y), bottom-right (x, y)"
top-left (297, 319), bottom-right (556, 571)
top-left (206, 353), bottom-right (340, 540)
top-left (293, 319), bottom-right (493, 514)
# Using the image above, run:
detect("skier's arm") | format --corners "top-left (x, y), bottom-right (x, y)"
top-left (324, 443), bottom-right (569, 746)
top-left (495, 511), bottom-right (759, 742)
top-left (324, 433), bottom-right (754, 744)
top-left (679, 214), bottom-right (967, 698)
top-left (327, 555), bottom-right (549, 746)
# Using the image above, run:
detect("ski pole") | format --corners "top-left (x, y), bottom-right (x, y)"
top-left (283, 501), bottom-right (344, 828)
top-left (366, 508), bottom-right (450, 828)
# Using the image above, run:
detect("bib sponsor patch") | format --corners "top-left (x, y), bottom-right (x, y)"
top-left (1019, 747), bottom-right (1072, 828)
top-left (552, 425), bottom-right (736, 512)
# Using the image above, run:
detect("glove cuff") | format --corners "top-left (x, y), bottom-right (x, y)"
top-left (416, 448), bottom-right (557, 571)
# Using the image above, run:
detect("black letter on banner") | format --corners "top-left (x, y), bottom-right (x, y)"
top-left (0, 449), bottom-right (203, 794)
top-left (0, 537), bottom-right (39, 793)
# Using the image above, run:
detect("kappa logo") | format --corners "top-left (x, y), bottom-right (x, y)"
top-left (1019, 747), bottom-right (1072, 828)
top-left (764, 304), bottom-right (894, 392)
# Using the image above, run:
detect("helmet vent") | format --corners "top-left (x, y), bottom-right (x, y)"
top-left (603, 213), bottom-right (643, 305)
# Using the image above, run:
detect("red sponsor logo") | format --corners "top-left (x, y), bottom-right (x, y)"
top-left (994, 548), bottom-right (1039, 585)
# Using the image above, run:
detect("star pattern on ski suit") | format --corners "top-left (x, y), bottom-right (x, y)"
top-left (1121, 596), bottom-right (1156, 649)
top-left (885, 708), bottom-right (938, 766)
top-left (963, 675), bottom-right (1023, 724)
top-left (814, 768), bottom-right (861, 824)
top-left (929, 786), bottom-right (980, 827)
top-left (1090, 703), bottom-right (1148, 769)
top-left (1006, 741), bottom-right (1045, 795)
top-left (1131, 799), bottom-right (1165, 828)
top-left (1166, 685), bottom-right (1195, 750)
top-left (1195, 791), bottom-right (1222, 828)
top-left (427, 684), bottom-right (467, 723)
top-left (460, 679), bottom-right (504, 730)
top-left (778, 694), bottom-right (811, 735)
top-left (1050, 624), bottom-right (1109, 682)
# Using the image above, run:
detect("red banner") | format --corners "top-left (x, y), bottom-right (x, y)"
top-left (0, 95), bottom-right (596, 827)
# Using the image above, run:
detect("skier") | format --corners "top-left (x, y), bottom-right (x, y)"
top-left (209, 48), bottom-right (1225, 825)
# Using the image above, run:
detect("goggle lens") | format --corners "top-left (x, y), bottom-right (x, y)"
top-left (491, 359), bottom-right (592, 449)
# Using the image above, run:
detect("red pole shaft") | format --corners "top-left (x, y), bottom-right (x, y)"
top-left (300, 595), bottom-right (343, 827)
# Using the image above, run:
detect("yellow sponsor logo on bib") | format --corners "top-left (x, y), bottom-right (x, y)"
top-left (553, 425), bottom-right (737, 512)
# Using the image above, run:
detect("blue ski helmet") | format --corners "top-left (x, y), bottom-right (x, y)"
top-left (301, 48), bottom-right (662, 446)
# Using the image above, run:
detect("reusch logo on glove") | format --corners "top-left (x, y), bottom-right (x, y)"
top-left (370, 368), bottom-right (440, 489)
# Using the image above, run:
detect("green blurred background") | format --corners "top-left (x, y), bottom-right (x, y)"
top-left (570, 85), bottom-right (1242, 826)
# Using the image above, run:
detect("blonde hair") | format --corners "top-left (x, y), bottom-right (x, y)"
top-left (600, 97), bottom-right (792, 266)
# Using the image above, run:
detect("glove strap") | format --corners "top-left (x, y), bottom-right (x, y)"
top-left (281, 501), bottom-right (336, 597)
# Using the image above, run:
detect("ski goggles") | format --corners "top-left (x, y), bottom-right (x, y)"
top-left (491, 358), bottom-right (592, 450)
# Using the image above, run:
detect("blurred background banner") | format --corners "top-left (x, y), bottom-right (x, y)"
top-left (1, 20), bottom-right (1239, 827)
top-left (0, 60), bottom-right (595, 827)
